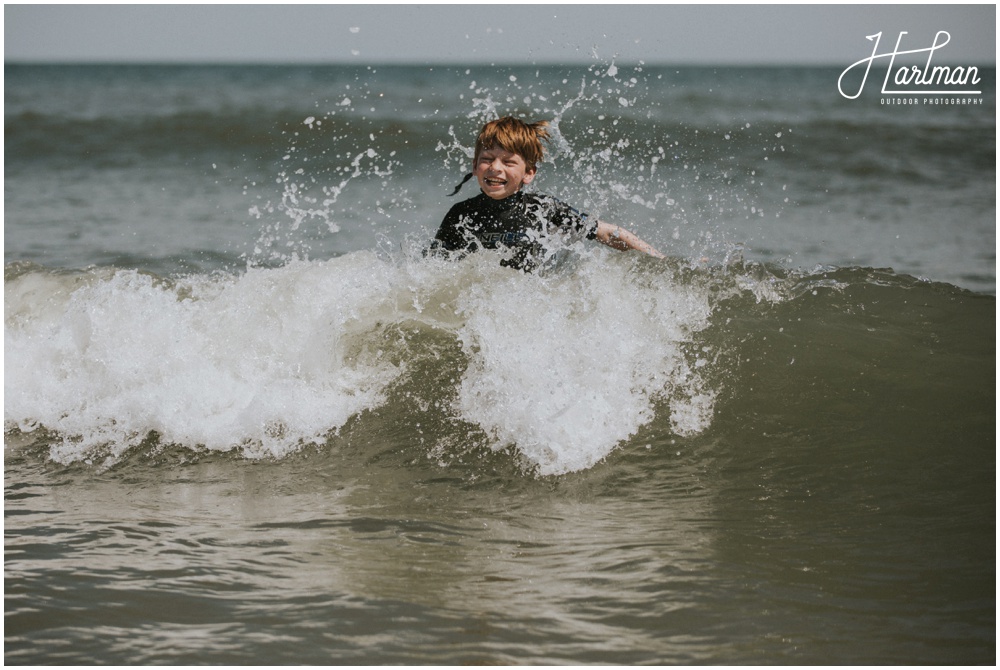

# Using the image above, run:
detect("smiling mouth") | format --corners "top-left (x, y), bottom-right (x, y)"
top-left (484, 177), bottom-right (507, 186)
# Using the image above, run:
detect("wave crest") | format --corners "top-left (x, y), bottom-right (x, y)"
top-left (5, 249), bottom-right (731, 474)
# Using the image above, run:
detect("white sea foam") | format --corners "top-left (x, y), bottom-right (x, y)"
top-left (5, 247), bottom-right (721, 474)
top-left (5, 256), bottom-right (409, 464)
top-left (450, 249), bottom-right (715, 475)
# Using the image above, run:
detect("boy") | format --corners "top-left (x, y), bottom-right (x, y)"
top-left (430, 116), bottom-right (664, 271)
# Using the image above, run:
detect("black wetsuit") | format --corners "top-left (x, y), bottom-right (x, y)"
top-left (430, 191), bottom-right (598, 271)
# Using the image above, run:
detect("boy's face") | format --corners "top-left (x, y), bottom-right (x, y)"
top-left (473, 146), bottom-right (536, 200)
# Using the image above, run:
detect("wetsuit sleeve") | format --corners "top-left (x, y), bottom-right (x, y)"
top-left (544, 197), bottom-right (599, 240)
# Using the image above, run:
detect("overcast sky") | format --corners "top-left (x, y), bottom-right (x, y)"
top-left (4, 3), bottom-right (996, 66)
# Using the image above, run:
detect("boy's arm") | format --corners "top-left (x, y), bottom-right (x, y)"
top-left (594, 221), bottom-right (665, 258)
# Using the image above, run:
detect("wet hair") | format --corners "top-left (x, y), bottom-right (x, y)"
top-left (476, 117), bottom-right (550, 171)
top-left (449, 116), bottom-right (550, 195)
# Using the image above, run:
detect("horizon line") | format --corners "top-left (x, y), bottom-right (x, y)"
top-left (7, 58), bottom-right (997, 68)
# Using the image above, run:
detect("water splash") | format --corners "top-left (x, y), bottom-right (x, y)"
top-left (5, 246), bottom-right (753, 474)
top-left (239, 60), bottom-right (781, 270)
top-left (5, 60), bottom-right (794, 474)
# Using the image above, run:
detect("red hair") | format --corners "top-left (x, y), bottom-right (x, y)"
top-left (474, 117), bottom-right (550, 171)
top-left (448, 116), bottom-right (552, 195)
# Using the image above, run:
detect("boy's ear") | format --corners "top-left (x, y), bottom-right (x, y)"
top-left (522, 166), bottom-right (537, 185)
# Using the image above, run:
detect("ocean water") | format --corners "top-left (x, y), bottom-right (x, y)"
top-left (4, 63), bottom-right (996, 664)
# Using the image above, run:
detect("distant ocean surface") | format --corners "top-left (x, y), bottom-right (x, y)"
top-left (5, 63), bottom-right (995, 664)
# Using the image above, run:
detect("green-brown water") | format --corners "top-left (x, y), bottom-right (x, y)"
top-left (5, 62), bottom-right (995, 664)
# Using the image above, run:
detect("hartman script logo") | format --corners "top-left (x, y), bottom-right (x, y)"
top-left (838, 31), bottom-right (982, 100)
